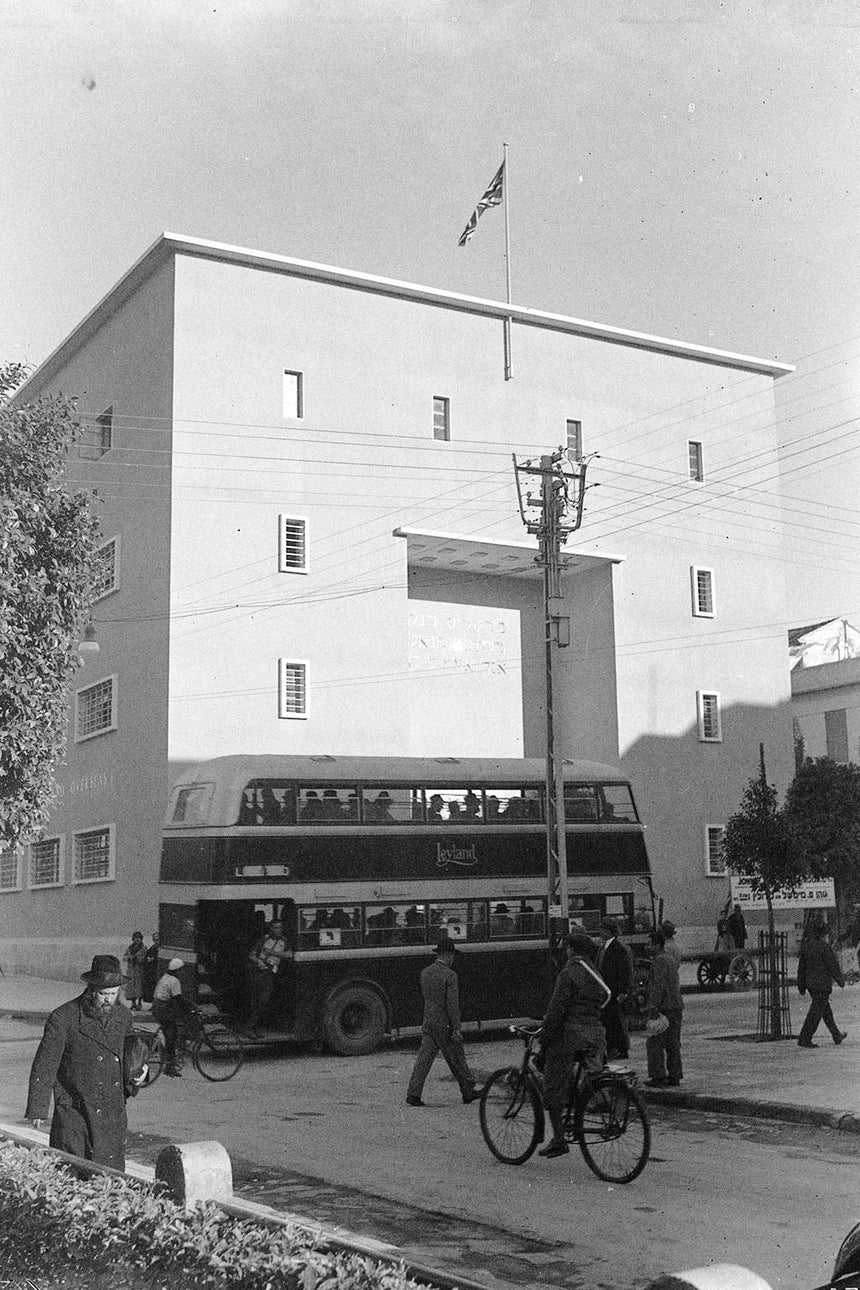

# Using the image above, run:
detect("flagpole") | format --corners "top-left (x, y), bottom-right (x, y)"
top-left (503, 141), bottom-right (512, 381)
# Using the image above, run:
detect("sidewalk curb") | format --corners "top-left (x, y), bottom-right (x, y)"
top-left (640, 1086), bottom-right (860, 1134)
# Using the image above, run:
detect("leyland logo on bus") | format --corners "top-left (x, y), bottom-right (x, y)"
top-left (436, 840), bottom-right (479, 869)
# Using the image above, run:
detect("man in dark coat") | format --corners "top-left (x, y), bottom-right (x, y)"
top-left (645, 930), bottom-right (684, 1087)
top-left (726, 903), bottom-right (747, 950)
top-left (538, 932), bottom-right (611, 1158)
top-left (797, 925), bottom-right (847, 1047)
top-left (406, 935), bottom-right (478, 1106)
top-left (26, 955), bottom-right (140, 1170)
top-left (596, 917), bottom-right (634, 1059)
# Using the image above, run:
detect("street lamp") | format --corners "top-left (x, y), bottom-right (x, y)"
top-left (77, 621), bottom-right (100, 664)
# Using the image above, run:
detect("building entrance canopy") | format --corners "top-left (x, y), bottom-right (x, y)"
top-left (393, 528), bottom-right (624, 580)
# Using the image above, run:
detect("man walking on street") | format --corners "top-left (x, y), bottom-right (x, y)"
top-left (537, 932), bottom-right (611, 1158)
top-left (797, 923), bottom-right (847, 1047)
top-left (406, 935), bottom-right (478, 1106)
top-left (596, 918), bottom-right (634, 1059)
top-left (645, 930), bottom-right (684, 1087)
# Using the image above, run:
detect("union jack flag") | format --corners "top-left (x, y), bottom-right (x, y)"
top-left (458, 161), bottom-right (505, 246)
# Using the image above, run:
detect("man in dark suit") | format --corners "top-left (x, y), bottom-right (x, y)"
top-left (26, 954), bottom-right (144, 1170)
top-left (406, 935), bottom-right (478, 1106)
top-left (596, 917), bottom-right (634, 1059)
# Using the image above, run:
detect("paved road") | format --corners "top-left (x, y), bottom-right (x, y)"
top-left (1, 1017), bottom-right (857, 1290)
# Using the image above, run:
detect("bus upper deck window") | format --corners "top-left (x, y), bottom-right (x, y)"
top-left (362, 787), bottom-right (422, 824)
top-left (170, 783), bottom-right (214, 825)
top-left (482, 789), bottom-right (540, 824)
top-left (297, 786), bottom-right (357, 823)
top-left (425, 789), bottom-right (484, 823)
top-left (238, 782), bottom-right (294, 825)
top-left (564, 786), bottom-right (598, 822)
top-left (599, 785), bottom-right (638, 823)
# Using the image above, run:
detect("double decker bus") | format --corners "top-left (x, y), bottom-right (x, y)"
top-left (159, 755), bottom-right (656, 1054)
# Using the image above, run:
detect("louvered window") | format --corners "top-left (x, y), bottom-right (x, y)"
top-left (279, 661), bottom-right (308, 719)
top-left (278, 516), bottom-right (308, 574)
top-left (691, 566), bottom-right (715, 617)
top-left (706, 826), bottom-right (726, 876)
top-left (697, 691), bottom-right (722, 742)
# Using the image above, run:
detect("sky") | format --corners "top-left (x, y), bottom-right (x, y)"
top-left (2, 0), bottom-right (859, 623)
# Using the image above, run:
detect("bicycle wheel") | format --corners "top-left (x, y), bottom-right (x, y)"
top-left (576, 1077), bottom-right (650, 1184)
top-left (192, 1023), bottom-right (245, 1081)
top-left (479, 1067), bottom-right (542, 1165)
top-left (139, 1031), bottom-right (164, 1087)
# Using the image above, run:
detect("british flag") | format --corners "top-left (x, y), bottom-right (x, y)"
top-left (458, 161), bottom-right (505, 246)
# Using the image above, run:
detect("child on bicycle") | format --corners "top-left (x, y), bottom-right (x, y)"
top-left (537, 931), bottom-right (611, 1158)
top-left (151, 957), bottom-right (190, 1077)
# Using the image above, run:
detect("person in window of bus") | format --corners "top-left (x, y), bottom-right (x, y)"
top-left (596, 918), bottom-right (634, 1060)
top-left (490, 903), bottom-right (514, 937)
top-left (245, 918), bottom-right (293, 1034)
top-left (486, 795), bottom-right (501, 822)
top-left (406, 935), bottom-right (478, 1107)
top-left (462, 790), bottom-right (480, 819)
top-left (427, 794), bottom-right (445, 823)
top-left (537, 932), bottom-right (611, 1158)
top-left (321, 788), bottom-right (343, 819)
top-left (346, 792), bottom-right (360, 820)
top-left (152, 958), bottom-right (191, 1076)
top-left (447, 799), bottom-right (462, 821)
top-left (299, 791), bottom-right (324, 822)
top-left (369, 790), bottom-right (394, 822)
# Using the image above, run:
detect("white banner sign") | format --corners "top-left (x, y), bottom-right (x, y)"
top-left (730, 877), bottom-right (836, 911)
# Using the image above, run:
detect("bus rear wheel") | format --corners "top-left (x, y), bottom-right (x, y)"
top-left (321, 985), bottom-right (387, 1056)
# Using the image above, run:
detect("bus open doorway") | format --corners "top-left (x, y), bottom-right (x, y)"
top-left (196, 898), bottom-right (296, 1033)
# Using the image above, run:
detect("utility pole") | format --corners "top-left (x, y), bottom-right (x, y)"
top-left (513, 447), bottom-right (589, 977)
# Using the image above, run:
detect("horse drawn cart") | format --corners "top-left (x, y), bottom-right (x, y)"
top-left (694, 948), bottom-right (758, 992)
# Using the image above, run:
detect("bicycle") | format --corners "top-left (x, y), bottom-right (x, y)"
top-left (478, 1024), bottom-right (650, 1183)
top-left (135, 1006), bottom-right (245, 1084)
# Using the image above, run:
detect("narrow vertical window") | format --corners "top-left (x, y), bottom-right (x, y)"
top-left (79, 407), bottom-right (113, 459)
top-left (432, 396), bottom-right (450, 441)
top-left (825, 709), bottom-right (849, 763)
top-left (688, 440), bottom-right (704, 482)
top-left (566, 419), bottom-right (583, 461)
top-left (691, 566), bottom-right (715, 617)
top-left (705, 826), bottom-right (726, 876)
top-left (697, 691), bottom-right (722, 742)
top-left (97, 407), bottom-right (113, 454)
top-left (279, 660), bottom-right (308, 719)
top-left (283, 370), bottom-right (304, 419)
top-left (0, 849), bottom-right (22, 892)
top-left (278, 516), bottom-right (308, 574)
top-left (93, 536), bottom-right (120, 600)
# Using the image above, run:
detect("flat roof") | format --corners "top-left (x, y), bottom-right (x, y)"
top-left (17, 232), bottom-right (794, 398)
top-left (394, 528), bottom-right (624, 580)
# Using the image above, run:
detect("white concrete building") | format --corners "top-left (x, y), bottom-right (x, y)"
top-left (0, 234), bottom-right (797, 973)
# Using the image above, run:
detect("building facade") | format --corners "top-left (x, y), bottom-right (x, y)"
top-left (1, 234), bottom-right (797, 973)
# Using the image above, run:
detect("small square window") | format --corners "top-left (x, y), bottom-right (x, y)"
top-left (72, 826), bottom-right (115, 884)
top-left (705, 825), bottom-right (726, 876)
top-left (566, 419), bottom-right (583, 461)
top-left (278, 516), bottom-right (308, 574)
top-left (29, 837), bottom-right (64, 889)
top-left (697, 691), bottom-right (722, 742)
top-left (279, 660), bottom-right (308, 719)
top-left (93, 536), bottom-right (120, 600)
top-left (0, 849), bottom-right (22, 893)
top-left (432, 396), bottom-right (450, 442)
top-left (75, 676), bottom-right (117, 742)
top-left (688, 440), bottom-right (704, 482)
top-left (691, 566), bottom-right (715, 617)
top-left (283, 371), bottom-right (304, 420)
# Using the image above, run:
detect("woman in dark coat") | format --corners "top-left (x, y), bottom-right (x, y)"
top-left (797, 926), bottom-right (847, 1048)
top-left (26, 955), bottom-right (141, 1170)
top-left (123, 931), bottom-right (146, 1011)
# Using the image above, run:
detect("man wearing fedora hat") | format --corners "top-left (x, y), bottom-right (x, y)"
top-left (26, 954), bottom-right (142, 1170)
top-left (406, 935), bottom-right (479, 1106)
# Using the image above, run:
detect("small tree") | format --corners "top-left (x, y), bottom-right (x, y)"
top-left (0, 363), bottom-right (100, 851)
top-left (722, 746), bottom-right (809, 1037)
top-left (785, 756), bottom-right (860, 932)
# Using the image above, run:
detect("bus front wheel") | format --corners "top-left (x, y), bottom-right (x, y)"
top-left (321, 985), bottom-right (387, 1056)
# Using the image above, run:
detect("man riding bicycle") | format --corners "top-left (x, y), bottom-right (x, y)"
top-left (537, 931), bottom-right (611, 1158)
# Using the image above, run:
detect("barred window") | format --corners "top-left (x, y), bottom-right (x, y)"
top-left (278, 516), bottom-right (308, 574)
top-left (691, 566), bottom-right (715, 617)
top-left (75, 677), bottom-right (116, 742)
top-left (697, 691), bottom-right (722, 742)
top-left (29, 837), bottom-right (63, 888)
top-left (73, 826), bottom-right (115, 883)
top-left (93, 536), bottom-right (120, 600)
top-left (0, 849), bottom-right (21, 892)
top-left (706, 825), bottom-right (726, 877)
top-left (279, 661), bottom-right (307, 719)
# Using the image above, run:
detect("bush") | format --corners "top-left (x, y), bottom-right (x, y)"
top-left (0, 1142), bottom-right (435, 1290)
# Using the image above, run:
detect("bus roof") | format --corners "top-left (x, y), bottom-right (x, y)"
top-left (173, 754), bottom-right (632, 787)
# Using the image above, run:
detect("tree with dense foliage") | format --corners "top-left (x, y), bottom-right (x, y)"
top-left (785, 756), bottom-right (860, 930)
top-left (722, 746), bottom-right (809, 1037)
top-left (0, 362), bottom-right (100, 851)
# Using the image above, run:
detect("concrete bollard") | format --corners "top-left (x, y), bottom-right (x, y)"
top-left (155, 1140), bottom-right (234, 1207)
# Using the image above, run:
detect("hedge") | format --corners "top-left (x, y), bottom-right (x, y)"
top-left (0, 1141), bottom-right (436, 1290)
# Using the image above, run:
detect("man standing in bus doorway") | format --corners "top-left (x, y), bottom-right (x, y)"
top-left (537, 932), bottom-right (611, 1158)
top-left (406, 935), bottom-right (479, 1107)
top-left (245, 918), bottom-right (293, 1036)
top-left (596, 918), bottom-right (634, 1060)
